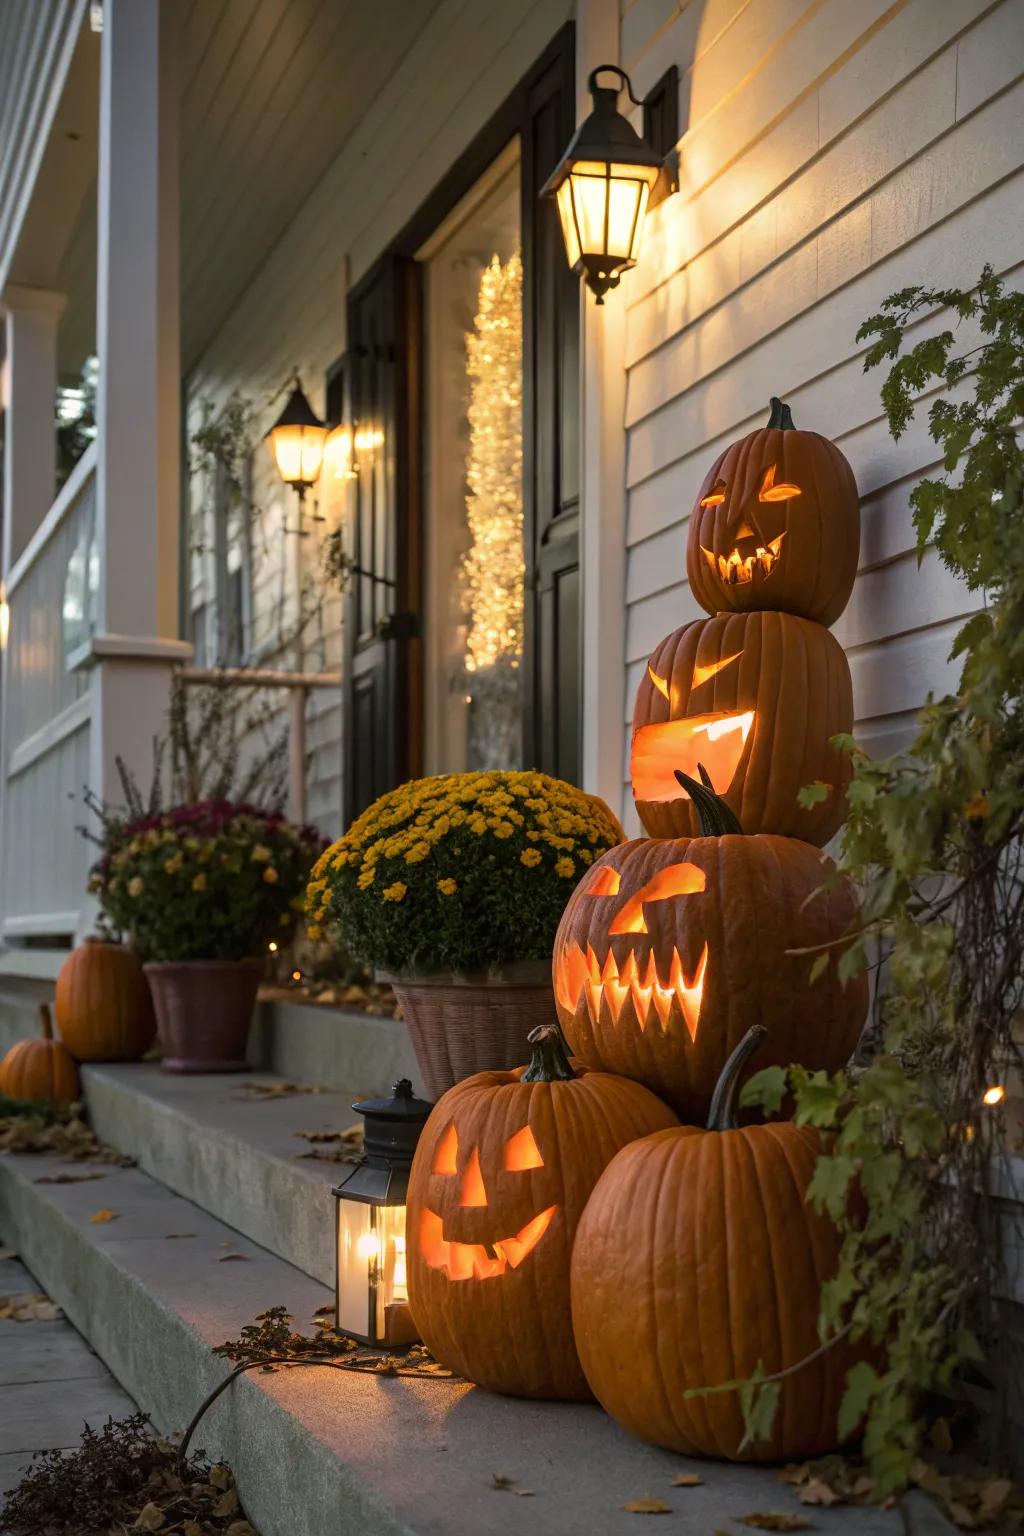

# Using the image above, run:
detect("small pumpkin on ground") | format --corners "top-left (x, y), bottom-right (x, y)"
top-left (0, 1004), bottom-right (80, 1105)
top-left (55, 938), bottom-right (156, 1062)
top-left (686, 396), bottom-right (860, 627)
top-left (406, 1024), bottom-right (678, 1400)
top-left (571, 1025), bottom-right (868, 1461)
top-left (631, 608), bottom-right (853, 845)
top-left (554, 766), bottom-right (866, 1122)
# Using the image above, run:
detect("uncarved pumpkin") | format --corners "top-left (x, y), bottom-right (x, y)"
top-left (571, 1026), bottom-right (867, 1460)
top-left (686, 397), bottom-right (860, 627)
top-left (553, 772), bottom-right (866, 1121)
top-left (632, 609), bottom-right (853, 845)
top-left (55, 938), bottom-right (156, 1062)
top-left (0, 1005), bottom-right (80, 1105)
top-left (406, 1025), bottom-right (677, 1399)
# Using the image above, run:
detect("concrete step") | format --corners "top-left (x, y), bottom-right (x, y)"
top-left (248, 995), bottom-right (420, 1097)
top-left (81, 1062), bottom-right (364, 1286)
top-left (0, 1152), bottom-right (906, 1536)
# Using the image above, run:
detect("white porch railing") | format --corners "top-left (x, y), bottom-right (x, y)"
top-left (1, 445), bottom-right (97, 940)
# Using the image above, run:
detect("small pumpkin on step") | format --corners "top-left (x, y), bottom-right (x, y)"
top-left (0, 1004), bottom-right (80, 1105)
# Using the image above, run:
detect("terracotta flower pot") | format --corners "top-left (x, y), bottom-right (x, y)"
top-left (379, 961), bottom-right (559, 1100)
top-left (144, 959), bottom-right (263, 1073)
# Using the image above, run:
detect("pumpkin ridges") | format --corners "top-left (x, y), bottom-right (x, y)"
top-left (55, 941), bottom-right (155, 1062)
top-left (0, 1004), bottom-right (80, 1105)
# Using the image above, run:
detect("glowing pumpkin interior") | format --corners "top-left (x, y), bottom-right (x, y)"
top-left (419, 1121), bottom-right (557, 1282)
top-left (632, 710), bottom-right (754, 804)
top-left (555, 861), bottom-right (709, 1041)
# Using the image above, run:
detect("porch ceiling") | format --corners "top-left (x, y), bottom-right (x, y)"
top-left (52, 0), bottom-right (445, 379)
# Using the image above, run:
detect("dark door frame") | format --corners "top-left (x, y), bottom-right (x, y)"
top-left (337, 21), bottom-right (577, 824)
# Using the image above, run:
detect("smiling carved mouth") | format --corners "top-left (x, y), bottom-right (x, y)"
top-left (632, 711), bottom-right (754, 805)
top-left (702, 533), bottom-right (785, 586)
top-left (419, 1206), bottom-right (556, 1281)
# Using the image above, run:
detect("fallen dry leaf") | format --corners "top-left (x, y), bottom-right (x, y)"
top-left (234, 1080), bottom-right (322, 1100)
top-left (182, 1523), bottom-right (202, 1536)
top-left (623, 1497), bottom-right (671, 1514)
top-left (671, 1472), bottom-right (702, 1487)
top-left (737, 1516), bottom-right (814, 1531)
top-left (491, 1474), bottom-right (515, 1490)
top-left (34, 1171), bottom-right (105, 1184)
top-left (797, 1480), bottom-right (840, 1507)
top-left (133, 1501), bottom-right (166, 1530)
top-left (212, 1486), bottom-right (240, 1518)
top-left (90, 1208), bottom-right (118, 1223)
top-left (226, 1524), bottom-right (256, 1536)
top-left (218, 1253), bottom-right (250, 1263)
top-left (0, 1292), bottom-right (62, 1321)
top-left (208, 1464), bottom-right (232, 1490)
top-left (164, 1232), bottom-right (196, 1240)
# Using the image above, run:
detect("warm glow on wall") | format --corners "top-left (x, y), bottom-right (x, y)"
top-left (0, 583), bottom-right (8, 651)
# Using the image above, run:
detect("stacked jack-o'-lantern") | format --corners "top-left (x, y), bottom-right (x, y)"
top-left (406, 400), bottom-right (870, 1460)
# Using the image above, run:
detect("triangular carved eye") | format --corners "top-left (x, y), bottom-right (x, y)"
top-left (504, 1126), bottom-right (544, 1171)
top-left (584, 866), bottom-right (621, 898)
top-left (699, 479), bottom-right (727, 507)
top-left (610, 863), bottom-right (706, 936)
top-left (432, 1122), bottom-right (458, 1175)
top-left (759, 464), bottom-right (801, 502)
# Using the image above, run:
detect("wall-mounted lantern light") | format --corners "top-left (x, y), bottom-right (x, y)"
top-left (542, 65), bottom-right (678, 303)
top-left (333, 1078), bottom-right (433, 1347)
top-left (267, 374), bottom-right (327, 501)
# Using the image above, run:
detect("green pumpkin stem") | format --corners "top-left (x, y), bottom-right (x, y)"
top-left (706, 1025), bottom-right (766, 1131)
top-left (38, 1004), bottom-right (54, 1042)
top-left (767, 396), bottom-right (795, 430)
top-left (522, 1023), bottom-right (576, 1082)
top-left (674, 764), bottom-right (744, 836)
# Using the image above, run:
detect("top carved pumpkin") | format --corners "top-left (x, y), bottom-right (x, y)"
top-left (686, 398), bottom-right (860, 627)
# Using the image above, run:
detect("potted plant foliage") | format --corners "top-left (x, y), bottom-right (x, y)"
top-left (90, 799), bottom-right (324, 1071)
top-left (307, 771), bottom-right (624, 1097)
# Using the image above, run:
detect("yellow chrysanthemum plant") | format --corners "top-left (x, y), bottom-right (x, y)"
top-left (307, 771), bottom-right (625, 976)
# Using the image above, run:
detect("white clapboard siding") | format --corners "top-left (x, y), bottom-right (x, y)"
top-left (185, 0), bottom-right (572, 830)
top-left (615, 0), bottom-right (1023, 822)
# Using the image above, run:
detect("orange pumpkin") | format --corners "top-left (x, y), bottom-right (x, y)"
top-left (406, 1024), bottom-right (677, 1399)
top-left (632, 609), bottom-right (852, 845)
top-left (686, 397), bottom-right (860, 627)
top-left (553, 770), bottom-right (866, 1121)
top-left (54, 938), bottom-right (156, 1062)
top-left (571, 1026), bottom-right (867, 1460)
top-left (0, 1005), bottom-right (80, 1105)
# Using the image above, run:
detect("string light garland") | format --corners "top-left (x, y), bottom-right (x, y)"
top-left (460, 252), bottom-right (524, 766)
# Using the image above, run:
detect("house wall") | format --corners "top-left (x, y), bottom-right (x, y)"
top-left (184, 0), bottom-right (573, 840)
top-left (616, 0), bottom-right (1024, 827)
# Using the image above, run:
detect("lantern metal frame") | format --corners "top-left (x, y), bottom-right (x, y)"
top-left (332, 1078), bottom-right (432, 1348)
top-left (541, 64), bottom-right (678, 303)
top-left (266, 373), bottom-right (328, 523)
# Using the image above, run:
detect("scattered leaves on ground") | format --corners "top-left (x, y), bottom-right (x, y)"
top-left (670, 1472), bottom-right (702, 1487)
top-left (779, 1453), bottom-right (1024, 1528)
top-left (233, 1080), bottom-right (323, 1101)
top-left (211, 1304), bottom-right (452, 1383)
top-left (623, 1496), bottom-right (671, 1514)
top-left (0, 1292), bottom-right (62, 1322)
top-left (89, 1208), bottom-right (118, 1223)
top-left (0, 1100), bottom-right (134, 1165)
top-left (0, 1411), bottom-right (254, 1535)
top-left (737, 1516), bottom-right (814, 1531)
top-left (489, 1474), bottom-right (533, 1495)
top-left (293, 1124), bottom-right (364, 1164)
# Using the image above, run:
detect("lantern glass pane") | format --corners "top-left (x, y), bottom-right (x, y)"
top-left (336, 1198), bottom-right (375, 1339)
top-left (568, 169), bottom-right (611, 259)
top-left (555, 180), bottom-right (581, 269)
top-left (272, 423), bottom-right (326, 486)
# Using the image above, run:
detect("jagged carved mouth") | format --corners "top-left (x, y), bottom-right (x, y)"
top-left (632, 711), bottom-right (754, 804)
top-left (702, 533), bottom-right (785, 586)
top-left (419, 1206), bottom-right (556, 1282)
top-left (555, 942), bottom-right (708, 1040)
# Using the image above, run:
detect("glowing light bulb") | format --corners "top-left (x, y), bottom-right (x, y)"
top-left (267, 941), bottom-right (278, 954)
top-left (983, 1085), bottom-right (1005, 1106)
top-left (356, 1230), bottom-right (380, 1263)
top-left (291, 970), bottom-right (302, 982)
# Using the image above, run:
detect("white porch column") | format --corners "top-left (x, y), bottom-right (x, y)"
top-left (577, 0), bottom-right (629, 820)
top-left (1, 284), bottom-right (65, 575)
top-left (89, 0), bottom-right (190, 804)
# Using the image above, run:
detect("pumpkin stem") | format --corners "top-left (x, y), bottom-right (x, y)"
top-left (674, 764), bottom-right (744, 836)
top-left (522, 1023), bottom-right (576, 1082)
top-left (706, 1025), bottom-right (767, 1131)
top-left (767, 396), bottom-right (795, 430)
top-left (38, 1003), bottom-right (54, 1041)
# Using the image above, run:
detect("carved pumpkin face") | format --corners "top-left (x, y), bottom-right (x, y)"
top-left (686, 398), bottom-right (860, 628)
top-left (406, 1040), bottom-right (677, 1399)
top-left (631, 610), bottom-right (853, 846)
top-left (554, 834), bottom-right (867, 1122)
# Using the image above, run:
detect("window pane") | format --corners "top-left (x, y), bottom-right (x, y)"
top-left (421, 143), bottom-right (523, 772)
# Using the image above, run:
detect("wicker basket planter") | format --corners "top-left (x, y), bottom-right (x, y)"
top-left (380, 961), bottom-right (558, 1100)
top-left (145, 958), bottom-right (263, 1073)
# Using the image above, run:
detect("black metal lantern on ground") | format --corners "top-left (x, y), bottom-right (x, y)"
top-left (333, 1078), bottom-right (433, 1347)
top-left (541, 64), bottom-right (678, 303)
